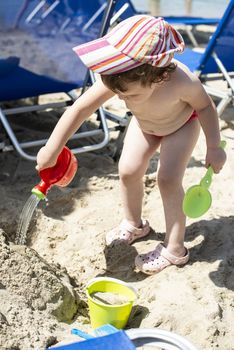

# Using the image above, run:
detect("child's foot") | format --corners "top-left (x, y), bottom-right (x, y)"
top-left (105, 219), bottom-right (151, 245)
top-left (135, 243), bottom-right (189, 275)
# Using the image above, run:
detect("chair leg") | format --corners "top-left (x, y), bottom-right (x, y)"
top-left (216, 96), bottom-right (233, 116)
top-left (204, 84), bottom-right (233, 117)
top-left (0, 108), bottom-right (36, 161)
top-left (185, 26), bottom-right (199, 47)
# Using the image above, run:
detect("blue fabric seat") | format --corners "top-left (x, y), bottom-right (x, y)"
top-left (163, 16), bottom-right (219, 26)
top-left (0, 57), bottom-right (78, 101)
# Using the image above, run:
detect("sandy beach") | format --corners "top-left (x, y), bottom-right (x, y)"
top-left (0, 26), bottom-right (234, 350)
top-left (0, 85), bottom-right (233, 349)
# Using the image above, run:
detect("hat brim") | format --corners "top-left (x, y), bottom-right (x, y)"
top-left (73, 36), bottom-right (144, 75)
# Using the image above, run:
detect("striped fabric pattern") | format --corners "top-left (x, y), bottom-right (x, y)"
top-left (73, 15), bottom-right (184, 75)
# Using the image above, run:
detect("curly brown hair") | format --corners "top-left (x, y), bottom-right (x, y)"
top-left (101, 62), bottom-right (177, 93)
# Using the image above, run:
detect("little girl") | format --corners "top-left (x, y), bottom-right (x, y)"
top-left (36, 15), bottom-right (226, 275)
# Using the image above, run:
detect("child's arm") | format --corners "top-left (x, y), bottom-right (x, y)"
top-left (36, 79), bottom-right (115, 170)
top-left (180, 74), bottom-right (226, 173)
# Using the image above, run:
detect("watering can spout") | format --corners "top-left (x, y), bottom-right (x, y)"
top-left (32, 181), bottom-right (48, 200)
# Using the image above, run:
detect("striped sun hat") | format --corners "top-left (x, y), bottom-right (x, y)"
top-left (73, 15), bottom-right (185, 75)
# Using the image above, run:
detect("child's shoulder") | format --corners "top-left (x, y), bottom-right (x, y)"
top-left (171, 59), bottom-right (204, 97)
top-left (172, 59), bottom-right (200, 86)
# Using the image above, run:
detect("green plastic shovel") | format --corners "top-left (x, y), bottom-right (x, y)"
top-left (183, 140), bottom-right (226, 218)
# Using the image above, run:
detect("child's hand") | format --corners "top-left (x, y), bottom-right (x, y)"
top-left (205, 147), bottom-right (226, 173)
top-left (36, 146), bottom-right (58, 171)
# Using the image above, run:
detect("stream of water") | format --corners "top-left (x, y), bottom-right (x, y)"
top-left (15, 194), bottom-right (41, 245)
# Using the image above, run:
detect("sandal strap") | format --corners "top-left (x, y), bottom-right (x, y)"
top-left (105, 219), bottom-right (150, 245)
top-left (120, 219), bottom-right (146, 234)
top-left (159, 244), bottom-right (189, 265)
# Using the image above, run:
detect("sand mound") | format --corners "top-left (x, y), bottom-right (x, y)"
top-left (0, 229), bottom-right (80, 349)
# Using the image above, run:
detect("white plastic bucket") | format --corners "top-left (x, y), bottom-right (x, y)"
top-left (126, 328), bottom-right (197, 350)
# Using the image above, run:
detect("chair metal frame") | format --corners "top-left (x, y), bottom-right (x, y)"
top-left (203, 52), bottom-right (234, 116)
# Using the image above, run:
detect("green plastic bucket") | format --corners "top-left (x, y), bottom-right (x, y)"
top-left (86, 277), bottom-right (137, 329)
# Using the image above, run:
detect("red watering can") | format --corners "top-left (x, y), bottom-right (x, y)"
top-left (32, 146), bottom-right (78, 199)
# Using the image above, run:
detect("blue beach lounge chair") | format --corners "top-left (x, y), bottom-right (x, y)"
top-left (0, 0), bottom-right (129, 161)
top-left (174, 0), bottom-right (234, 117)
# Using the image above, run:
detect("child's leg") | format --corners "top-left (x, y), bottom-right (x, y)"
top-left (158, 118), bottom-right (200, 256)
top-left (106, 117), bottom-right (161, 245)
top-left (118, 117), bottom-right (161, 227)
top-left (135, 118), bottom-right (200, 274)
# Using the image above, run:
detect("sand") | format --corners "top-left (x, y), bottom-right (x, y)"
top-left (0, 27), bottom-right (234, 350)
top-left (0, 87), bottom-right (233, 349)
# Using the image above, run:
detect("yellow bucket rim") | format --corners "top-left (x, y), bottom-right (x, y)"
top-left (86, 277), bottom-right (137, 307)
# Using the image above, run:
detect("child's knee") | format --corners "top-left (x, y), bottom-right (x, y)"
top-left (118, 159), bottom-right (142, 182)
top-left (157, 170), bottom-right (182, 190)
top-left (119, 166), bottom-right (137, 182)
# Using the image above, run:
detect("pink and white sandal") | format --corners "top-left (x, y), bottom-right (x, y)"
top-left (105, 219), bottom-right (151, 245)
top-left (135, 243), bottom-right (189, 275)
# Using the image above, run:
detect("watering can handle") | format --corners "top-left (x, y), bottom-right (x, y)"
top-left (200, 140), bottom-right (226, 188)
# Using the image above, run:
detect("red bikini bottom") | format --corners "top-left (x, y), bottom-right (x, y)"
top-left (147, 110), bottom-right (198, 138)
